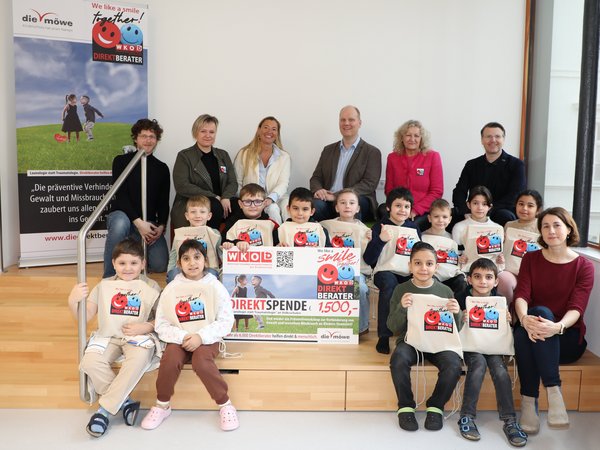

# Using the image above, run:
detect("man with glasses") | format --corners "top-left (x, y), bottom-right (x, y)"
top-left (103, 118), bottom-right (170, 277)
top-left (310, 105), bottom-right (382, 221)
top-left (452, 122), bottom-right (526, 226)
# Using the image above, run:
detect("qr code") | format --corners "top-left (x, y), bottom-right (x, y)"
top-left (276, 250), bottom-right (294, 268)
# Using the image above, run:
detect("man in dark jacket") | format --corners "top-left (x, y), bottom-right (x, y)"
top-left (103, 119), bottom-right (170, 277)
top-left (452, 122), bottom-right (526, 226)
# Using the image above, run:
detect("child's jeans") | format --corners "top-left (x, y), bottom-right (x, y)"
top-left (103, 211), bottom-right (168, 278)
top-left (390, 341), bottom-right (462, 410)
top-left (84, 121), bottom-right (95, 140)
top-left (461, 352), bottom-right (516, 420)
top-left (373, 271), bottom-right (410, 338)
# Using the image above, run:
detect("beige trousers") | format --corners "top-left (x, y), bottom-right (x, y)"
top-left (80, 337), bottom-right (153, 415)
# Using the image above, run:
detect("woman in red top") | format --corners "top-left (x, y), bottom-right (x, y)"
top-left (513, 207), bottom-right (594, 434)
top-left (380, 120), bottom-right (443, 229)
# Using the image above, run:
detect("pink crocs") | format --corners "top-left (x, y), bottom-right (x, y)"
top-left (141, 406), bottom-right (171, 430)
top-left (219, 404), bottom-right (239, 431)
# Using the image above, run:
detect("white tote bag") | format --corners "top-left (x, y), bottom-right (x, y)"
top-left (459, 296), bottom-right (514, 355)
top-left (405, 294), bottom-right (463, 359)
top-left (503, 227), bottom-right (541, 275)
top-left (421, 234), bottom-right (461, 281)
top-left (462, 224), bottom-right (504, 272)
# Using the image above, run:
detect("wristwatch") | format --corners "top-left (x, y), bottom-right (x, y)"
top-left (558, 322), bottom-right (565, 335)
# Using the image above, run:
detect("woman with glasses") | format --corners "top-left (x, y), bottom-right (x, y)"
top-left (171, 114), bottom-right (238, 230)
top-left (233, 116), bottom-right (291, 224)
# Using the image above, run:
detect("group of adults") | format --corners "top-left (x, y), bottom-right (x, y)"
top-left (101, 108), bottom-right (593, 433)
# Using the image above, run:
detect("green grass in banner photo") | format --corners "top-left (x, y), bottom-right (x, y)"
top-left (17, 122), bottom-right (131, 172)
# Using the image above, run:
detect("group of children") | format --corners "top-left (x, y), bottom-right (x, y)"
top-left (71, 179), bottom-right (544, 445)
top-left (374, 186), bottom-right (544, 447)
top-left (61, 93), bottom-right (104, 143)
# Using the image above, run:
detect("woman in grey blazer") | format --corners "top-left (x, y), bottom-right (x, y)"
top-left (171, 114), bottom-right (238, 229)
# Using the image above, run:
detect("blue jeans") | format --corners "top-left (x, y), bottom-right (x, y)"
top-left (103, 210), bottom-right (168, 278)
top-left (313, 195), bottom-right (372, 222)
top-left (374, 271), bottom-right (410, 338)
top-left (461, 352), bottom-right (515, 420)
top-left (390, 341), bottom-right (462, 410)
top-left (358, 273), bottom-right (370, 333)
top-left (514, 305), bottom-right (587, 397)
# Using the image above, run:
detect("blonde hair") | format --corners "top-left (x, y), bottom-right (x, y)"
top-left (186, 195), bottom-right (211, 211)
top-left (237, 116), bottom-right (284, 176)
top-left (393, 120), bottom-right (432, 154)
top-left (191, 114), bottom-right (219, 140)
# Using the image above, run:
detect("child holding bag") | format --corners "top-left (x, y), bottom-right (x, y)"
top-left (387, 241), bottom-right (463, 432)
top-left (497, 190), bottom-right (543, 304)
top-left (141, 239), bottom-right (239, 431)
top-left (456, 258), bottom-right (527, 447)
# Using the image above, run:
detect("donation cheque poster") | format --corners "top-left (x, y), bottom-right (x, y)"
top-left (222, 247), bottom-right (360, 344)
top-left (12, 0), bottom-right (148, 266)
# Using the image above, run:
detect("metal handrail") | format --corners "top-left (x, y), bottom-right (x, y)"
top-left (76, 149), bottom-right (147, 402)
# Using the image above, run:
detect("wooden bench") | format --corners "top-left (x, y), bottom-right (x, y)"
top-left (129, 334), bottom-right (600, 412)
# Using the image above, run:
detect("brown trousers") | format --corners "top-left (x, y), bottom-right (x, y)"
top-left (156, 342), bottom-right (229, 405)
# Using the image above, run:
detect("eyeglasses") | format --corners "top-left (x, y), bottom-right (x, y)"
top-left (138, 133), bottom-right (157, 140)
top-left (241, 199), bottom-right (264, 207)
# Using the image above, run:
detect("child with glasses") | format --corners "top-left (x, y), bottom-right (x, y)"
top-left (221, 183), bottom-right (279, 251)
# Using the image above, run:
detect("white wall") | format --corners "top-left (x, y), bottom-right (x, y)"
top-left (0, 0), bottom-right (526, 266)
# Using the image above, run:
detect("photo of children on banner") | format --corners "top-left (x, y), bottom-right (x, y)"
top-left (80, 95), bottom-right (104, 141)
top-left (60, 93), bottom-right (83, 143)
top-left (231, 275), bottom-right (252, 332)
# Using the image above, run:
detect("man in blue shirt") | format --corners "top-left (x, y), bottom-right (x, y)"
top-left (310, 105), bottom-right (382, 221)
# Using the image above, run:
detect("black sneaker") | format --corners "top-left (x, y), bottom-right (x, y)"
top-left (376, 337), bottom-right (390, 354)
top-left (424, 411), bottom-right (443, 431)
top-left (398, 412), bottom-right (419, 431)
